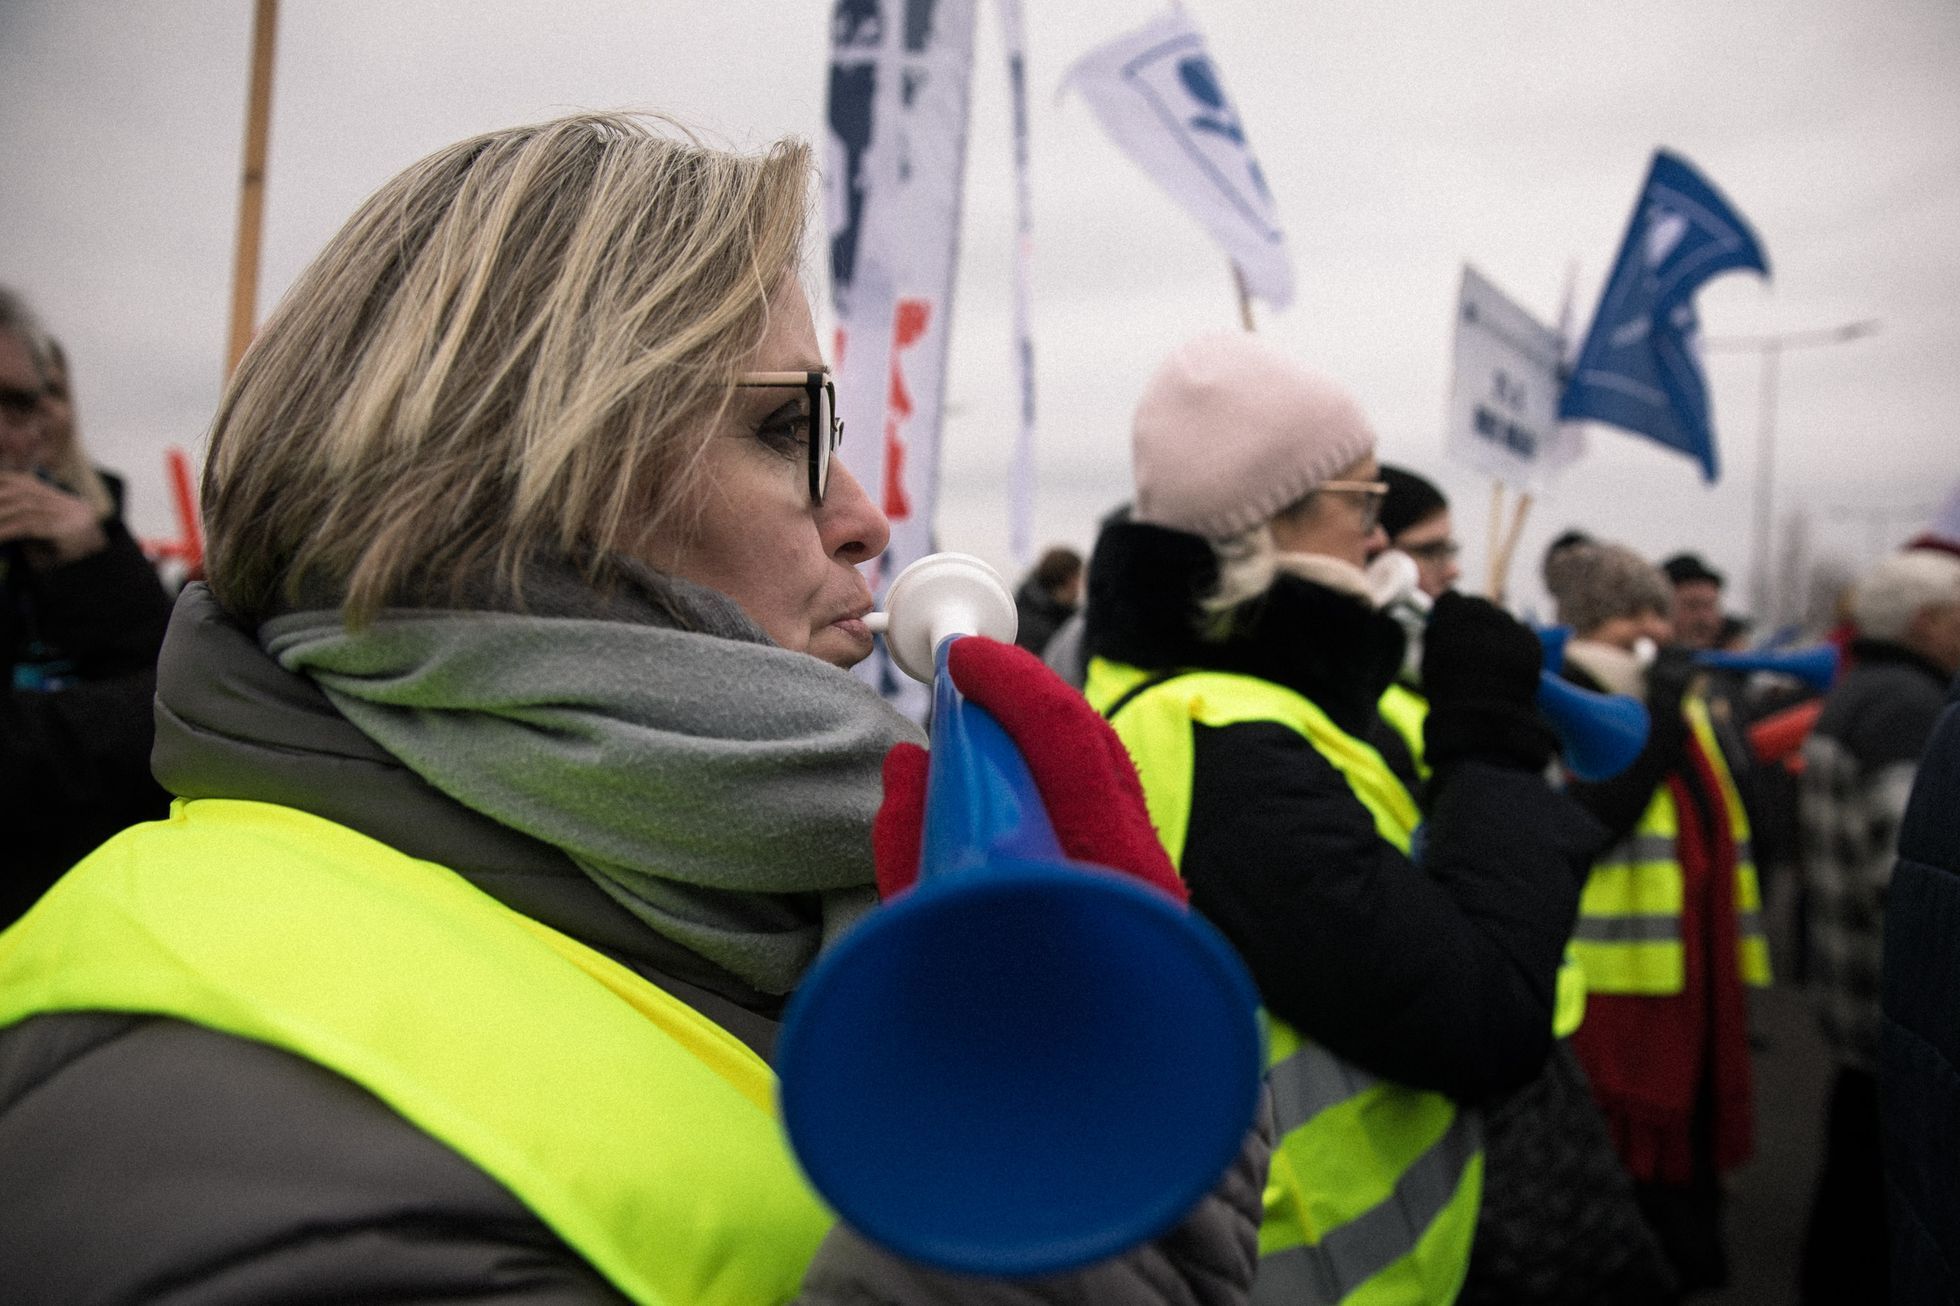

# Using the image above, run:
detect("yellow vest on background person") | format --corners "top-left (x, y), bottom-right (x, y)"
top-left (1376, 682), bottom-right (1430, 782)
top-left (1087, 657), bottom-right (1482, 1306)
top-left (1572, 696), bottom-right (1773, 996)
top-left (0, 799), bottom-right (833, 1306)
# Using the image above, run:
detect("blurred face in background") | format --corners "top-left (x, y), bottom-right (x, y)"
top-left (0, 329), bottom-right (44, 473)
top-left (1392, 508), bottom-right (1462, 598)
top-left (1587, 606), bottom-right (1673, 653)
top-left (1670, 579), bottom-right (1724, 650)
top-left (1272, 454), bottom-right (1389, 570)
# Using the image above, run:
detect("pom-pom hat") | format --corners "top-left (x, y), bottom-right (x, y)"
top-left (1131, 331), bottom-right (1377, 541)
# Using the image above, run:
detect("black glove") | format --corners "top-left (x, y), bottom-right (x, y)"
top-left (1641, 646), bottom-right (1696, 760)
top-left (1419, 592), bottom-right (1557, 774)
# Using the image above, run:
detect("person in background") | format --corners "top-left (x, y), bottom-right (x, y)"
top-left (1365, 464), bottom-right (1458, 787)
top-left (0, 114), bottom-right (1269, 1304)
top-left (1552, 541), bottom-right (1772, 1296)
top-left (1662, 553), bottom-right (1727, 653)
top-left (1796, 548), bottom-right (1960, 1305)
top-left (1878, 657), bottom-right (1960, 1305)
top-left (1081, 330), bottom-right (1602, 1304)
top-left (1012, 544), bottom-right (1083, 657)
top-left (0, 288), bottom-right (171, 927)
top-left (1377, 463), bottom-right (1461, 600)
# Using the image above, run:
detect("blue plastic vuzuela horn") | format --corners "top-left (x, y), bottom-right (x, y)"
top-left (1696, 644), bottom-right (1839, 692)
top-left (776, 553), bottom-right (1265, 1278)
top-left (1533, 626), bottom-right (1651, 782)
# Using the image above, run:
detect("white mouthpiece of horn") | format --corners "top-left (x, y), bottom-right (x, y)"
top-left (875, 552), bottom-right (1018, 683)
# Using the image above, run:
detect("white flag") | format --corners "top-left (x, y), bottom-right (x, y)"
top-left (1061, 8), bottom-right (1292, 308)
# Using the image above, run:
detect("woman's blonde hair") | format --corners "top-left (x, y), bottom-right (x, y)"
top-left (204, 111), bottom-right (811, 624)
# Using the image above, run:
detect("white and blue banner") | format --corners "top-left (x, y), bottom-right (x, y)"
top-left (1559, 149), bottom-right (1769, 482)
top-left (1061, 8), bottom-right (1293, 309)
top-left (826, 0), bottom-right (979, 714)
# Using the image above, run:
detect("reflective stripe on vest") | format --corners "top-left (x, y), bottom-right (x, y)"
top-left (1573, 696), bottom-right (1773, 996)
top-left (0, 799), bottom-right (832, 1305)
top-left (1086, 659), bottom-right (1480, 1306)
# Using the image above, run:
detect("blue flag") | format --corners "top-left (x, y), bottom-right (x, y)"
top-left (1558, 150), bottom-right (1769, 481)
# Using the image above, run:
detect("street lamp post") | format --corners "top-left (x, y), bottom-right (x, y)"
top-left (1704, 318), bottom-right (1881, 624)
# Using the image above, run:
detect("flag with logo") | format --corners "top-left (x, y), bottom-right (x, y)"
top-left (826, 0), bottom-right (979, 714)
top-left (1559, 150), bottom-right (1769, 482)
top-left (1061, 8), bottom-right (1292, 308)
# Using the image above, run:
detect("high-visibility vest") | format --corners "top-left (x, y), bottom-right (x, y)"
top-left (1377, 682), bottom-right (1430, 782)
top-left (1086, 658), bottom-right (1482, 1306)
top-left (1572, 696), bottom-right (1773, 996)
top-left (0, 799), bottom-right (833, 1306)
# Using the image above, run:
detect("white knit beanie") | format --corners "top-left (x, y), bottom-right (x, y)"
top-left (1852, 549), bottom-right (1960, 642)
top-left (1131, 331), bottom-right (1377, 541)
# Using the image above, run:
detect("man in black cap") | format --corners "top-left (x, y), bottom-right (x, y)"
top-left (1378, 464), bottom-right (1461, 598)
top-left (1662, 552), bottom-right (1727, 652)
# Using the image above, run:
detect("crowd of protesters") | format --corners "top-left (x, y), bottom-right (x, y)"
top-left (3, 109), bottom-right (1959, 1305)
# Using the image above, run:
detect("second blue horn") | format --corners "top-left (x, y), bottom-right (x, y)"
top-left (776, 553), bottom-right (1264, 1279)
top-left (1534, 626), bottom-right (1651, 782)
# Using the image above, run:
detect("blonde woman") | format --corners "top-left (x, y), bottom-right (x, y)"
top-left (0, 116), bottom-right (1264, 1304)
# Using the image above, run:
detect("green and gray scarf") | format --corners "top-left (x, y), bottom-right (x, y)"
top-left (262, 560), bottom-right (922, 996)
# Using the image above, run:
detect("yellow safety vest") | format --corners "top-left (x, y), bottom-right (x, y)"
top-left (1572, 697), bottom-right (1773, 996)
top-left (1086, 658), bottom-right (1482, 1306)
top-left (0, 799), bottom-right (833, 1306)
top-left (1376, 682), bottom-right (1431, 782)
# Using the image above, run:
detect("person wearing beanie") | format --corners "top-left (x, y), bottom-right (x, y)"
top-left (1552, 541), bottom-right (1774, 1295)
top-left (1081, 330), bottom-right (1605, 1304)
top-left (1795, 548), bottom-right (1960, 1305)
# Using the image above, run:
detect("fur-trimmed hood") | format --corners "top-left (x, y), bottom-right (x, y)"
top-left (1082, 519), bottom-right (1406, 738)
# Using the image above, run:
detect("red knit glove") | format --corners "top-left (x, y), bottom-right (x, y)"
top-left (872, 637), bottom-right (1187, 905)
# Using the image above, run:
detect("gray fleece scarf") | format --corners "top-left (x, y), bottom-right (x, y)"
top-left (260, 559), bottom-right (922, 996)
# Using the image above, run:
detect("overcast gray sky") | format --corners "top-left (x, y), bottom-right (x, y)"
top-left (3, 0), bottom-right (1955, 622)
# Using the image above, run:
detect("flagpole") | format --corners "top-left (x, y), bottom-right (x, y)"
top-left (1485, 481), bottom-right (1506, 598)
top-left (1492, 490), bottom-right (1533, 606)
top-left (226, 0), bottom-right (279, 379)
top-left (1232, 264), bottom-right (1254, 332)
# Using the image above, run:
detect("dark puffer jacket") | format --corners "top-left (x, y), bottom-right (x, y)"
top-left (1880, 670), bottom-right (1960, 1305)
top-left (0, 586), bottom-right (1271, 1305)
top-left (1084, 520), bottom-right (1602, 1104)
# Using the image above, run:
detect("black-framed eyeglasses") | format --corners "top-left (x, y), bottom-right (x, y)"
top-left (1318, 479), bottom-right (1391, 533)
top-left (0, 385), bottom-right (42, 422)
top-left (735, 370), bottom-right (844, 504)
top-left (1401, 538), bottom-right (1461, 563)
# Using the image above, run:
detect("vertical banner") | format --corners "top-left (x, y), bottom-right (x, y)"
top-left (997, 0), bottom-right (1037, 568)
top-left (827, 0), bottom-right (980, 714)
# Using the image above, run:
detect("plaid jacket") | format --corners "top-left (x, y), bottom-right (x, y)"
top-left (1798, 642), bottom-right (1948, 1069)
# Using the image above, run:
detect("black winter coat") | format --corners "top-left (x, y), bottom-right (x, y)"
top-left (1, 515), bottom-right (171, 926)
top-left (1084, 521), bottom-right (1602, 1103)
top-left (1880, 669), bottom-right (1960, 1305)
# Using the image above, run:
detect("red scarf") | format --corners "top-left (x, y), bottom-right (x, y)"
top-left (1570, 727), bottom-right (1756, 1184)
